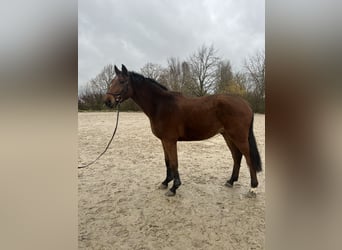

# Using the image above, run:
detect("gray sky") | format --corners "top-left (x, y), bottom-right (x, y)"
top-left (78, 0), bottom-right (264, 88)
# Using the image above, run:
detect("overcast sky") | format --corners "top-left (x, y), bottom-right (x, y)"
top-left (79, 0), bottom-right (264, 88)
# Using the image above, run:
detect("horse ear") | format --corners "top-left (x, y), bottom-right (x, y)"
top-left (121, 64), bottom-right (128, 76)
top-left (114, 65), bottom-right (121, 75)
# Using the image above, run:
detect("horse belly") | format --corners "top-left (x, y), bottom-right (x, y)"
top-left (178, 123), bottom-right (223, 141)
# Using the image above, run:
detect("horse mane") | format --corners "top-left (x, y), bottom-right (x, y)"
top-left (129, 72), bottom-right (168, 91)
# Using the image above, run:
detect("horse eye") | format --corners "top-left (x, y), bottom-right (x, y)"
top-left (119, 80), bottom-right (125, 84)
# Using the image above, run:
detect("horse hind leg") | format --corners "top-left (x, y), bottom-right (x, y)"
top-left (222, 133), bottom-right (243, 187)
top-left (231, 139), bottom-right (259, 197)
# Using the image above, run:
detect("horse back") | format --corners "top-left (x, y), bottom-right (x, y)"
top-left (152, 94), bottom-right (252, 141)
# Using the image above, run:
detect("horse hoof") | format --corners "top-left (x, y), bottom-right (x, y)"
top-left (165, 190), bottom-right (176, 196)
top-left (225, 182), bottom-right (233, 188)
top-left (159, 183), bottom-right (168, 189)
top-left (246, 189), bottom-right (257, 198)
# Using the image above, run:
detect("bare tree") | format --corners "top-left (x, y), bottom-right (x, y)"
top-left (188, 44), bottom-right (220, 96)
top-left (244, 50), bottom-right (265, 97)
top-left (157, 58), bottom-right (196, 95)
top-left (78, 82), bottom-right (104, 110)
top-left (227, 72), bottom-right (248, 96)
top-left (78, 64), bottom-right (116, 110)
top-left (244, 50), bottom-right (265, 112)
top-left (180, 61), bottom-right (195, 96)
top-left (140, 62), bottom-right (163, 81)
top-left (78, 47), bottom-right (265, 112)
top-left (166, 57), bottom-right (182, 91)
top-left (215, 60), bottom-right (233, 94)
top-left (157, 68), bottom-right (171, 89)
top-left (89, 64), bottom-right (116, 94)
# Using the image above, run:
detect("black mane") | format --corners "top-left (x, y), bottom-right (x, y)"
top-left (129, 72), bottom-right (168, 91)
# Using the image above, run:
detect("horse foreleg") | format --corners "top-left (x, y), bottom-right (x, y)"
top-left (159, 144), bottom-right (173, 189)
top-left (161, 140), bottom-right (181, 196)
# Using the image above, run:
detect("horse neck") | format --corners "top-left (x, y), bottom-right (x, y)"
top-left (130, 79), bottom-right (165, 118)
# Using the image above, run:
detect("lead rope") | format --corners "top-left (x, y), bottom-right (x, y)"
top-left (78, 103), bottom-right (120, 169)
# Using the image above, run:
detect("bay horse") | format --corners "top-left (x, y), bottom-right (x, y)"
top-left (105, 65), bottom-right (262, 197)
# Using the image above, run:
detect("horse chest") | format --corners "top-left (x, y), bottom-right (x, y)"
top-left (150, 121), bottom-right (164, 139)
top-left (150, 124), bottom-right (160, 138)
top-left (150, 119), bottom-right (178, 140)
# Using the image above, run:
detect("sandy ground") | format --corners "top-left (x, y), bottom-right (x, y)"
top-left (78, 112), bottom-right (265, 249)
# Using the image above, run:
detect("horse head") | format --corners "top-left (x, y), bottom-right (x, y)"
top-left (104, 64), bottom-right (133, 108)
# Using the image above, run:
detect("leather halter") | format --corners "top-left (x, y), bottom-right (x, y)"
top-left (106, 81), bottom-right (129, 103)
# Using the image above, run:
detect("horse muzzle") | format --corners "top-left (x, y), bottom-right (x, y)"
top-left (104, 99), bottom-right (114, 108)
top-left (105, 92), bottom-right (122, 108)
top-left (114, 95), bottom-right (121, 103)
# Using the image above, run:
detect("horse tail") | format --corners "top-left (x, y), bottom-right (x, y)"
top-left (248, 114), bottom-right (262, 172)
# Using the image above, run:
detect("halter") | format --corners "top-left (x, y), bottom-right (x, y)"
top-left (106, 80), bottom-right (129, 104)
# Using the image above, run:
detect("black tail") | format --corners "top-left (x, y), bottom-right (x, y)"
top-left (248, 114), bottom-right (262, 172)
